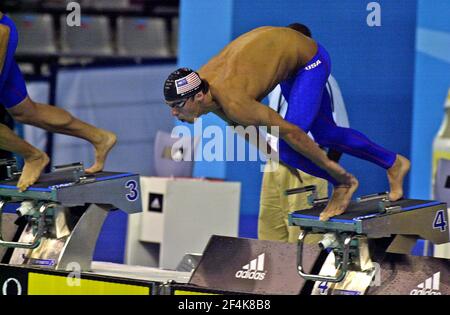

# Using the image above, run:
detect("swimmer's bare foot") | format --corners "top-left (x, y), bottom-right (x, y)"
top-left (17, 151), bottom-right (50, 192)
top-left (319, 176), bottom-right (359, 221)
top-left (85, 130), bottom-right (117, 174)
top-left (387, 154), bottom-right (410, 201)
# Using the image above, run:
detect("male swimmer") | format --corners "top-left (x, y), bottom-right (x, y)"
top-left (163, 26), bottom-right (410, 221)
top-left (0, 12), bottom-right (116, 192)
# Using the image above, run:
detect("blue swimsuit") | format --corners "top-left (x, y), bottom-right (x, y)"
top-left (278, 44), bottom-right (396, 185)
top-left (0, 14), bottom-right (28, 109)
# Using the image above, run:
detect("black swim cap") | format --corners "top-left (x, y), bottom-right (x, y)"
top-left (164, 68), bottom-right (204, 102)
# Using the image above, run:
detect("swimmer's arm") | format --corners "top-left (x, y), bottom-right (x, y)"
top-left (224, 100), bottom-right (328, 165)
top-left (0, 24), bottom-right (10, 73)
top-left (212, 108), bottom-right (237, 127)
top-left (212, 108), bottom-right (271, 152)
top-left (223, 99), bottom-right (351, 184)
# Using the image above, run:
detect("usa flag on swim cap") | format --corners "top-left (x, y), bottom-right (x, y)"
top-left (175, 72), bottom-right (201, 96)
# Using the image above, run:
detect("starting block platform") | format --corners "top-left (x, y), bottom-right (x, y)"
top-left (289, 198), bottom-right (449, 243)
top-left (0, 161), bottom-right (142, 271)
top-left (0, 168), bottom-right (141, 214)
top-left (286, 190), bottom-right (449, 293)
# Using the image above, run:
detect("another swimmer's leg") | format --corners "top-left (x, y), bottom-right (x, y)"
top-left (0, 123), bottom-right (49, 191)
top-left (8, 97), bottom-right (117, 174)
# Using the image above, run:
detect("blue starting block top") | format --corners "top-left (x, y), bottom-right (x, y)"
top-left (0, 171), bottom-right (134, 192)
top-left (289, 198), bottom-right (448, 243)
top-left (0, 171), bottom-right (142, 214)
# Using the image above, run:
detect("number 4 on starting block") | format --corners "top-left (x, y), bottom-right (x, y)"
top-left (433, 210), bottom-right (448, 232)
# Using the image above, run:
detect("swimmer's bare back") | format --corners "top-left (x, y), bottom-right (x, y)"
top-left (198, 26), bottom-right (318, 103)
top-left (196, 27), bottom-right (352, 187)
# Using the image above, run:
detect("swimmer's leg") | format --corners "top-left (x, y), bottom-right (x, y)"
top-left (279, 140), bottom-right (359, 221)
top-left (0, 123), bottom-right (49, 191)
top-left (280, 46), bottom-right (359, 220)
top-left (7, 93), bottom-right (117, 174)
top-left (310, 91), bottom-right (410, 202)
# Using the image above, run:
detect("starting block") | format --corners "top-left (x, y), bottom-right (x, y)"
top-left (288, 188), bottom-right (449, 295)
top-left (0, 160), bottom-right (142, 271)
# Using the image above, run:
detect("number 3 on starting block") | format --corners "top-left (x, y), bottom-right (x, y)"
top-left (125, 180), bottom-right (139, 202)
top-left (433, 210), bottom-right (447, 232)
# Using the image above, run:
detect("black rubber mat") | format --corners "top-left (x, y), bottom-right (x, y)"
top-left (0, 171), bottom-right (129, 189)
top-left (292, 199), bottom-right (437, 220)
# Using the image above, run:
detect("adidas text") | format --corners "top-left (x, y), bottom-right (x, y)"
top-left (235, 253), bottom-right (267, 281)
top-left (410, 289), bottom-right (441, 295)
top-left (235, 270), bottom-right (266, 281)
top-left (410, 272), bottom-right (441, 295)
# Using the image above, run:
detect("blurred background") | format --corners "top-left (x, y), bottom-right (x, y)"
top-left (0, 0), bottom-right (449, 266)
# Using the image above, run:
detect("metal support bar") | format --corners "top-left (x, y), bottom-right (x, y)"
top-left (285, 185), bottom-right (317, 196)
top-left (52, 162), bottom-right (85, 183)
top-left (356, 192), bottom-right (388, 203)
top-left (297, 230), bottom-right (352, 283)
top-left (0, 200), bottom-right (57, 249)
top-left (0, 158), bottom-right (21, 180)
top-left (377, 199), bottom-right (403, 214)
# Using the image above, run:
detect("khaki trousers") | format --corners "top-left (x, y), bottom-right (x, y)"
top-left (258, 160), bottom-right (328, 243)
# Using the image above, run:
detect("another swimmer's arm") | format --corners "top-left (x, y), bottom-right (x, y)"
top-left (223, 98), bottom-right (352, 184)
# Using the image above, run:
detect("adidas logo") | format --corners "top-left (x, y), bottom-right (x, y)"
top-left (151, 198), bottom-right (161, 209)
top-left (410, 272), bottom-right (442, 295)
top-left (235, 254), bottom-right (267, 281)
top-left (305, 59), bottom-right (322, 71)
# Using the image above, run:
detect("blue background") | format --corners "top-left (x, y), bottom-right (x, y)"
top-left (410, 0), bottom-right (450, 199)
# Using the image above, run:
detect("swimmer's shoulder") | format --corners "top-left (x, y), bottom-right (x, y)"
top-left (251, 25), bottom-right (300, 35)
top-left (0, 15), bottom-right (10, 73)
top-left (0, 12), bottom-right (11, 50)
top-left (0, 20), bottom-right (10, 39)
top-left (249, 26), bottom-right (315, 49)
